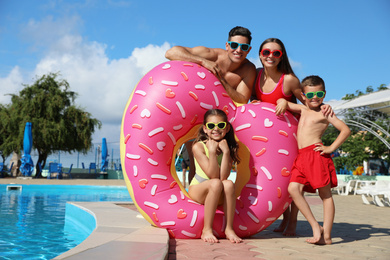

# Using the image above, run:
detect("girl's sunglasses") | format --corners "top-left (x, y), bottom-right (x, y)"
top-left (304, 91), bottom-right (325, 99)
top-left (227, 41), bottom-right (251, 52)
top-left (206, 122), bottom-right (227, 130)
top-left (261, 49), bottom-right (283, 58)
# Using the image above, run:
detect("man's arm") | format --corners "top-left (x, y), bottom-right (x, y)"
top-left (166, 46), bottom-right (255, 104)
top-left (218, 62), bottom-right (256, 104)
top-left (165, 46), bottom-right (220, 73)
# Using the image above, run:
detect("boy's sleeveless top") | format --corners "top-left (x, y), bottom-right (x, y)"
top-left (255, 68), bottom-right (293, 103)
top-left (190, 142), bottom-right (223, 186)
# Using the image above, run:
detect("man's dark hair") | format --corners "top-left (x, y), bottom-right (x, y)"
top-left (228, 26), bottom-right (252, 44)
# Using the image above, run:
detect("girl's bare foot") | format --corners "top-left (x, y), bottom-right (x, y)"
top-left (201, 230), bottom-right (219, 243)
top-left (306, 225), bottom-right (323, 244)
top-left (225, 229), bottom-right (243, 243)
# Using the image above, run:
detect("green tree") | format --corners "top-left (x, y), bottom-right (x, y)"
top-left (0, 73), bottom-right (101, 177)
top-left (324, 84), bottom-right (390, 172)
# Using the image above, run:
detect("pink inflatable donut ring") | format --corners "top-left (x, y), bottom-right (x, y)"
top-left (120, 61), bottom-right (298, 239)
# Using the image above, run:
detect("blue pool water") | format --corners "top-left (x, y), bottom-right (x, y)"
top-left (0, 184), bottom-right (131, 259)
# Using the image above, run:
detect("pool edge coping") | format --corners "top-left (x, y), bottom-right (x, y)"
top-left (54, 201), bottom-right (169, 260)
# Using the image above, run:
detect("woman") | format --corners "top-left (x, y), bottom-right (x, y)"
top-left (253, 38), bottom-right (304, 113)
top-left (252, 38), bottom-right (332, 236)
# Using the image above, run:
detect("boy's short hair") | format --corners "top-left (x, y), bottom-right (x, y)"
top-left (228, 26), bottom-right (252, 44)
top-left (301, 75), bottom-right (325, 91)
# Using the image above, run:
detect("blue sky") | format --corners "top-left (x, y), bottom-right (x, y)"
top-left (1, 0), bottom-right (389, 145)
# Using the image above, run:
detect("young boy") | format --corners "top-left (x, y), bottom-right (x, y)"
top-left (277, 75), bottom-right (351, 245)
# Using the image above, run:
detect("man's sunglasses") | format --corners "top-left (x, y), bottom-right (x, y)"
top-left (227, 41), bottom-right (251, 52)
top-left (206, 122), bottom-right (227, 130)
top-left (260, 49), bottom-right (283, 58)
top-left (304, 91), bottom-right (325, 99)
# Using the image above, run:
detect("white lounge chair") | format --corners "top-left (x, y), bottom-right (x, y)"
top-left (369, 181), bottom-right (390, 207)
top-left (353, 180), bottom-right (377, 195)
top-left (336, 180), bottom-right (357, 195)
top-left (356, 180), bottom-right (390, 206)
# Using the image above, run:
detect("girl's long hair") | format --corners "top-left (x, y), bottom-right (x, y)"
top-left (194, 109), bottom-right (240, 164)
top-left (259, 38), bottom-right (296, 76)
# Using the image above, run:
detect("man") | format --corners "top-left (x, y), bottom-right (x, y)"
top-left (165, 26), bottom-right (256, 104)
top-left (166, 26), bottom-right (257, 185)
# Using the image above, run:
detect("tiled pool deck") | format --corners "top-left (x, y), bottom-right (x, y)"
top-left (2, 178), bottom-right (389, 259)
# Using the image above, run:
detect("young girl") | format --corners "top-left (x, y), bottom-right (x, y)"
top-left (188, 109), bottom-right (241, 243)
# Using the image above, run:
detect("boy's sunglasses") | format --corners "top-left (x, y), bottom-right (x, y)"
top-left (261, 49), bottom-right (283, 58)
top-left (304, 91), bottom-right (325, 99)
top-left (206, 122), bottom-right (227, 130)
top-left (227, 41), bottom-right (251, 52)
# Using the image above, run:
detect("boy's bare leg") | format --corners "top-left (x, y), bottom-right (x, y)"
top-left (274, 207), bottom-right (290, 232)
top-left (317, 184), bottom-right (334, 245)
top-left (288, 182), bottom-right (322, 244)
top-left (222, 180), bottom-right (242, 243)
top-left (283, 201), bottom-right (298, 236)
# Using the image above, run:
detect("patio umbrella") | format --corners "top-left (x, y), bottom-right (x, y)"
top-left (20, 122), bottom-right (34, 176)
top-left (100, 138), bottom-right (108, 172)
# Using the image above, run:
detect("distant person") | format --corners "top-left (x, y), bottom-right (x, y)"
top-left (166, 26), bottom-right (257, 185)
top-left (188, 109), bottom-right (241, 243)
top-left (277, 75), bottom-right (351, 245)
top-left (179, 145), bottom-right (191, 188)
top-left (252, 38), bottom-right (334, 236)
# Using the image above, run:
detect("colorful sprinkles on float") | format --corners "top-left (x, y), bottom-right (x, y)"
top-left (120, 61), bottom-right (298, 239)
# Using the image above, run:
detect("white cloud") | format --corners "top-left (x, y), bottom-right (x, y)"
top-left (289, 58), bottom-right (302, 70)
top-left (1, 16), bottom-right (171, 144)
top-left (248, 57), bottom-right (261, 68)
top-left (0, 66), bottom-right (24, 104)
top-left (35, 38), bottom-right (170, 143)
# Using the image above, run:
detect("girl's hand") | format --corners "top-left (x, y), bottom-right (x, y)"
top-left (218, 139), bottom-right (230, 154)
top-left (206, 139), bottom-right (219, 154)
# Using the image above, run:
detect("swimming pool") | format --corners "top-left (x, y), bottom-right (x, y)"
top-left (0, 184), bottom-right (131, 259)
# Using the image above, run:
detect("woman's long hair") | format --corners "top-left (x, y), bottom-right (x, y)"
top-left (194, 109), bottom-right (240, 164)
top-left (259, 38), bottom-right (296, 76)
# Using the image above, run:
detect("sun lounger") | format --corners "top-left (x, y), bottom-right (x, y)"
top-left (356, 180), bottom-right (390, 206)
top-left (336, 180), bottom-right (357, 195)
top-left (354, 180), bottom-right (377, 195)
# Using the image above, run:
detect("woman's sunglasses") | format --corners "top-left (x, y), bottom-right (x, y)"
top-left (206, 122), bottom-right (227, 130)
top-left (227, 41), bottom-right (251, 52)
top-left (261, 49), bottom-right (283, 58)
top-left (304, 91), bottom-right (325, 99)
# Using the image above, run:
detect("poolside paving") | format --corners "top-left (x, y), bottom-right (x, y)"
top-left (2, 178), bottom-right (389, 259)
top-left (168, 194), bottom-right (390, 260)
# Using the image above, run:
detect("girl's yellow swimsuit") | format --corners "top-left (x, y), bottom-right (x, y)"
top-left (190, 142), bottom-right (223, 186)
